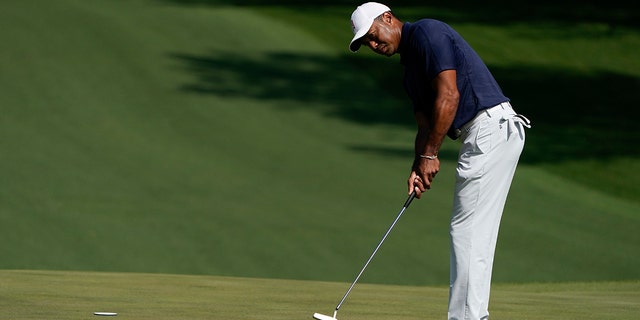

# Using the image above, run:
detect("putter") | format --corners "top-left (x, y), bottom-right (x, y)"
top-left (313, 191), bottom-right (417, 320)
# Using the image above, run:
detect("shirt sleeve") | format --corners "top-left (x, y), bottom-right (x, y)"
top-left (415, 21), bottom-right (457, 80)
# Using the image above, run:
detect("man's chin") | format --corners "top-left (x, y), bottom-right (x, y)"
top-left (381, 47), bottom-right (395, 57)
top-left (375, 49), bottom-right (394, 57)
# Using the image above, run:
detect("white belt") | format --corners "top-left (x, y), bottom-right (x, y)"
top-left (457, 102), bottom-right (531, 140)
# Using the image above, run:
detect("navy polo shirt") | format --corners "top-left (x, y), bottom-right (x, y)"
top-left (399, 20), bottom-right (508, 138)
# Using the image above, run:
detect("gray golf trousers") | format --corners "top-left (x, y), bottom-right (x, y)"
top-left (448, 102), bottom-right (530, 320)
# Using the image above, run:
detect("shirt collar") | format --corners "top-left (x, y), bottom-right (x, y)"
top-left (399, 22), bottom-right (412, 64)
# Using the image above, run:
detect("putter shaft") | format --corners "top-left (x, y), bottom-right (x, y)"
top-left (334, 191), bottom-right (417, 312)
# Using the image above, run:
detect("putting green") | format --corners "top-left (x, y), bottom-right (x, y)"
top-left (1, 270), bottom-right (638, 320)
top-left (0, 0), bottom-right (638, 286)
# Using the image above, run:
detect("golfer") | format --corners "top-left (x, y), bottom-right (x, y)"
top-left (348, 3), bottom-right (530, 320)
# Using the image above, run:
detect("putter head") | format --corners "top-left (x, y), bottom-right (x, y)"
top-left (313, 313), bottom-right (337, 320)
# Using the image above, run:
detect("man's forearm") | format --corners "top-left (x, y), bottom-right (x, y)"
top-left (423, 100), bottom-right (456, 155)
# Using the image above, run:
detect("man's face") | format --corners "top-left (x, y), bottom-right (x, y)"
top-left (360, 13), bottom-right (399, 57)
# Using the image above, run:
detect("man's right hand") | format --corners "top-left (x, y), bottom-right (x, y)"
top-left (408, 157), bottom-right (440, 198)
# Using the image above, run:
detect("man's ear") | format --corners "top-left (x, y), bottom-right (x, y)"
top-left (382, 11), bottom-right (393, 24)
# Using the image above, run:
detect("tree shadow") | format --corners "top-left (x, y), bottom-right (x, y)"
top-left (169, 51), bottom-right (412, 127)
top-left (169, 50), bottom-right (640, 164)
top-left (159, 0), bottom-right (639, 29)
top-left (494, 67), bottom-right (640, 163)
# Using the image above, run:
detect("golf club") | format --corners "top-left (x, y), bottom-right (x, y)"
top-left (313, 191), bottom-right (417, 320)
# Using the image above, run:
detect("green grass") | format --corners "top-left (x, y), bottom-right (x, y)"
top-left (260, 4), bottom-right (640, 202)
top-left (0, 0), bottom-right (638, 288)
top-left (1, 270), bottom-right (639, 320)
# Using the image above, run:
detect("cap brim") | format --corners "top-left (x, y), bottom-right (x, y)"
top-left (349, 26), bottom-right (369, 52)
top-left (349, 40), bottom-right (362, 52)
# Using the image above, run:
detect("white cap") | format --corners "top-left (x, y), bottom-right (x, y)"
top-left (349, 2), bottom-right (391, 52)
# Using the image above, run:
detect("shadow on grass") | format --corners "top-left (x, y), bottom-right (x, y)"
top-left (163, 0), bottom-right (639, 164)
top-left (169, 50), bottom-right (640, 164)
top-left (159, 0), bottom-right (639, 29)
